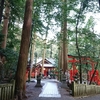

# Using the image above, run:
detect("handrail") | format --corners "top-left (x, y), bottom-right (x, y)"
top-left (0, 80), bottom-right (15, 100)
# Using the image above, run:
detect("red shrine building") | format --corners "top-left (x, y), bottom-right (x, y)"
top-left (31, 58), bottom-right (56, 78)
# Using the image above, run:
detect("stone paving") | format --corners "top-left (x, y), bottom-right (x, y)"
top-left (25, 78), bottom-right (100, 100)
top-left (39, 82), bottom-right (61, 97)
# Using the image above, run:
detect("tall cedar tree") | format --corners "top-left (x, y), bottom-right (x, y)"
top-left (62, 0), bottom-right (68, 74)
top-left (15, 0), bottom-right (33, 99)
top-left (1, 1), bottom-right (10, 49)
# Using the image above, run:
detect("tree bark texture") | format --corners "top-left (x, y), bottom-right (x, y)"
top-left (42, 39), bottom-right (46, 75)
top-left (30, 32), bottom-right (36, 68)
top-left (62, 0), bottom-right (68, 74)
top-left (62, 21), bottom-right (68, 74)
top-left (59, 40), bottom-right (63, 71)
top-left (29, 32), bottom-right (36, 81)
top-left (1, 1), bottom-right (10, 49)
top-left (58, 43), bottom-right (63, 81)
top-left (15, 0), bottom-right (33, 99)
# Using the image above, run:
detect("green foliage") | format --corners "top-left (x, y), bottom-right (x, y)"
top-left (81, 0), bottom-right (89, 11)
top-left (81, 0), bottom-right (99, 12)
top-left (0, 48), bottom-right (18, 76)
top-left (7, 24), bottom-right (21, 51)
top-left (8, 0), bottom-right (25, 22)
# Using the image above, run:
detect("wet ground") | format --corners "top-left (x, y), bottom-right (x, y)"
top-left (24, 78), bottom-right (100, 100)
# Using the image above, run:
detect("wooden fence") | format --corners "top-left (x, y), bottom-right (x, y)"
top-left (0, 80), bottom-right (15, 100)
top-left (72, 82), bottom-right (100, 97)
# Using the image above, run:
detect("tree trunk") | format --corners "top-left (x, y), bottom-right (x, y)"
top-left (58, 42), bottom-right (63, 81)
top-left (15, 0), bottom-right (33, 100)
top-left (62, 21), bottom-right (68, 74)
top-left (0, 0), bottom-right (5, 24)
top-left (59, 39), bottom-right (63, 71)
top-left (42, 39), bottom-right (46, 75)
top-left (29, 32), bottom-right (36, 81)
top-left (50, 44), bottom-right (52, 58)
top-left (30, 33), bottom-right (36, 68)
top-left (75, 4), bottom-right (83, 84)
top-left (61, 0), bottom-right (68, 74)
top-left (1, 1), bottom-right (10, 49)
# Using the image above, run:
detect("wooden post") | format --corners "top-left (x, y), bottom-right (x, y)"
top-left (72, 81), bottom-right (75, 96)
top-left (11, 80), bottom-right (15, 99)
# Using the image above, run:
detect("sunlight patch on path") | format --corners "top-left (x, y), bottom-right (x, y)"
top-left (39, 82), bottom-right (61, 98)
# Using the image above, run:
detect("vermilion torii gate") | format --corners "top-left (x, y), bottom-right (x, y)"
top-left (67, 55), bottom-right (100, 85)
